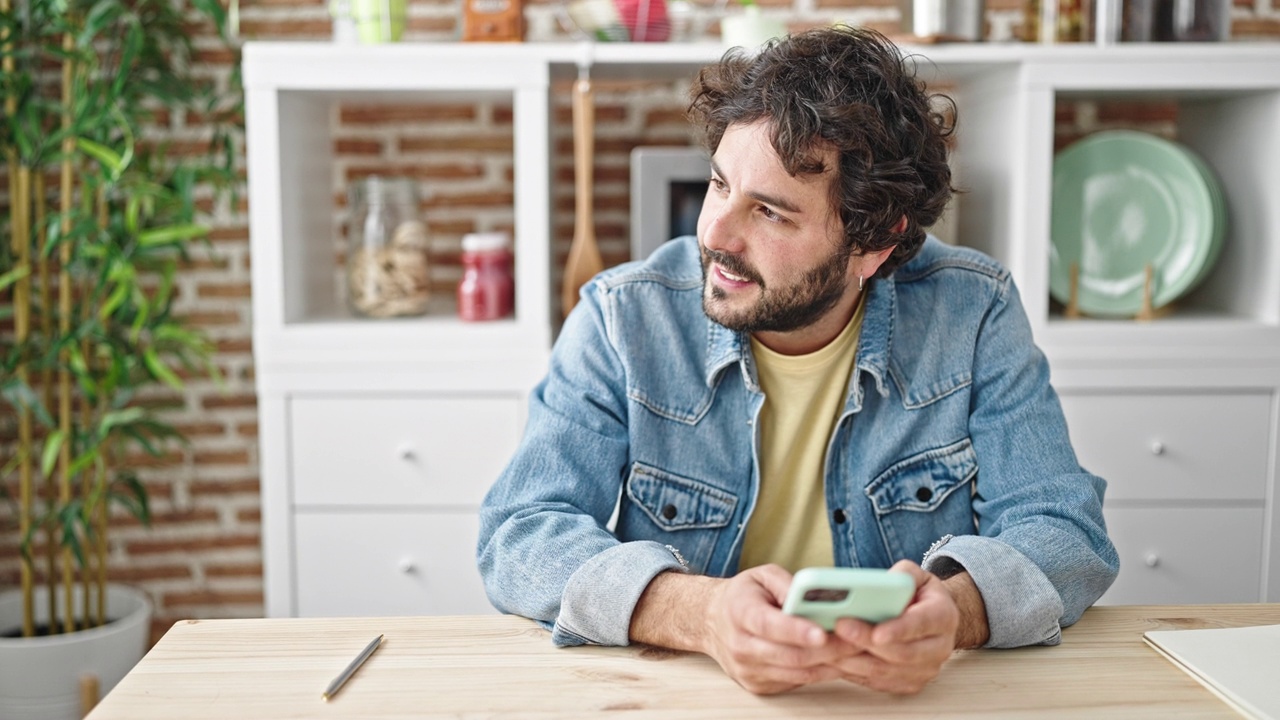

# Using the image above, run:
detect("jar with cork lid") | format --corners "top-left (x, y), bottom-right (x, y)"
top-left (346, 176), bottom-right (431, 318)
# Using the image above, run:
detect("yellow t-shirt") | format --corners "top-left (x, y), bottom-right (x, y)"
top-left (738, 299), bottom-right (865, 573)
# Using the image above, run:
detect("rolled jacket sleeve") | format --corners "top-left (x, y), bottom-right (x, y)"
top-left (943, 274), bottom-right (1119, 646)
top-left (477, 276), bottom-right (667, 647)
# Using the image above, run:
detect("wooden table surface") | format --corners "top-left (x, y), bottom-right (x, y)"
top-left (87, 604), bottom-right (1280, 719)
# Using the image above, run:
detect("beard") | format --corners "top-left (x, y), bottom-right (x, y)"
top-left (700, 241), bottom-right (855, 334)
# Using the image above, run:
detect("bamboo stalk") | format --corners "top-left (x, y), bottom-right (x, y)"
top-left (90, 186), bottom-right (109, 628)
top-left (2, 0), bottom-right (37, 640)
top-left (59, 29), bottom-right (77, 636)
top-left (36, 169), bottom-right (57, 629)
top-left (14, 172), bottom-right (36, 637)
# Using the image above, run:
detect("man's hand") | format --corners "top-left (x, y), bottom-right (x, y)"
top-left (630, 564), bottom-right (866, 694)
top-left (629, 560), bottom-right (989, 696)
top-left (825, 559), bottom-right (988, 694)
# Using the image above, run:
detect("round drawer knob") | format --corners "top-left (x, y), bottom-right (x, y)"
top-left (397, 443), bottom-right (416, 461)
top-left (398, 557), bottom-right (418, 574)
top-left (1150, 441), bottom-right (1165, 456)
top-left (1144, 553), bottom-right (1160, 568)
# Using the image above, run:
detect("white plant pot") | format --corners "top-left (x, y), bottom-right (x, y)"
top-left (0, 584), bottom-right (153, 720)
top-left (720, 6), bottom-right (787, 49)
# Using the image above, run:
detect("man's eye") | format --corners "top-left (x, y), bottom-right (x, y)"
top-left (759, 206), bottom-right (782, 222)
top-left (709, 177), bottom-right (727, 192)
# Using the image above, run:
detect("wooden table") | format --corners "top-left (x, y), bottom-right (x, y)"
top-left (87, 605), bottom-right (1280, 719)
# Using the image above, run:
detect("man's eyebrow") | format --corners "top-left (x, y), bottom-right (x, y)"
top-left (710, 158), bottom-right (803, 215)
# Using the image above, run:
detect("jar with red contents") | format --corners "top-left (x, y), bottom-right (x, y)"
top-left (457, 231), bottom-right (515, 321)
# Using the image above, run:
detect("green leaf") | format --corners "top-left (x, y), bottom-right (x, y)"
top-left (41, 429), bottom-right (67, 478)
top-left (138, 224), bottom-right (209, 247)
top-left (0, 265), bottom-right (31, 292)
top-left (143, 348), bottom-right (183, 390)
top-left (111, 472), bottom-right (151, 527)
top-left (76, 137), bottom-right (124, 176)
top-left (100, 407), bottom-right (146, 436)
top-left (100, 281), bottom-right (130, 320)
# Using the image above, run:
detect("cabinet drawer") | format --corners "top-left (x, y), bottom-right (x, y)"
top-left (1058, 392), bottom-right (1271, 501)
top-left (294, 510), bottom-right (496, 617)
top-left (1097, 506), bottom-right (1263, 605)
top-left (290, 394), bottom-right (521, 506)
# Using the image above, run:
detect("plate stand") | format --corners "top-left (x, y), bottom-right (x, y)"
top-left (1065, 262), bottom-right (1172, 321)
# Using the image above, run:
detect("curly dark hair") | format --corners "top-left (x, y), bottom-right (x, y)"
top-left (687, 26), bottom-right (956, 277)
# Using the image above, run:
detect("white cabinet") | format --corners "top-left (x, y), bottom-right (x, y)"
top-left (1059, 391), bottom-right (1274, 604)
top-left (245, 42), bottom-right (1280, 617)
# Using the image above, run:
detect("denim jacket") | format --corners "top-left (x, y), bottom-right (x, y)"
top-left (477, 235), bottom-right (1119, 650)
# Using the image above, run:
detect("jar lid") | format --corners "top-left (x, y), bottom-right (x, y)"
top-left (462, 231), bottom-right (511, 252)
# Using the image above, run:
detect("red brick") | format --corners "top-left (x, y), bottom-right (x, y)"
top-left (192, 449), bottom-right (250, 466)
top-left (399, 135), bottom-right (513, 153)
top-left (1095, 100), bottom-right (1178, 124)
top-left (193, 48), bottom-right (239, 66)
top-left (335, 138), bottom-right (384, 155)
top-left (163, 588), bottom-right (264, 607)
top-left (406, 16), bottom-right (458, 33)
top-left (197, 282), bottom-right (252, 298)
top-left (201, 393), bottom-right (257, 410)
top-left (177, 310), bottom-right (241, 327)
top-left (214, 338), bottom-right (253, 354)
top-left (205, 562), bottom-right (264, 578)
top-left (237, 19), bottom-right (332, 38)
top-left (190, 477), bottom-right (260, 496)
top-left (425, 191), bottom-right (514, 209)
top-left (340, 104), bottom-right (476, 125)
top-left (1232, 18), bottom-right (1280, 38)
top-left (172, 421), bottom-right (228, 437)
top-left (206, 225), bottom-right (248, 243)
top-left (128, 533), bottom-right (260, 556)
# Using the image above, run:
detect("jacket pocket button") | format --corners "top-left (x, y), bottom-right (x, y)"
top-left (916, 487), bottom-right (933, 502)
top-left (832, 509), bottom-right (847, 524)
top-left (661, 504), bottom-right (678, 520)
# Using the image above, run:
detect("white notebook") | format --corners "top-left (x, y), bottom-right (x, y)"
top-left (1143, 624), bottom-right (1280, 720)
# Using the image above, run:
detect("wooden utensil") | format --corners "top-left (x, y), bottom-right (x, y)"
top-left (561, 74), bottom-right (604, 319)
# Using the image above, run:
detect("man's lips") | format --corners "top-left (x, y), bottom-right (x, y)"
top-left (713, 263), bottom-right (755, 287)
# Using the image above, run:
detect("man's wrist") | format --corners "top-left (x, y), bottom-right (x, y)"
top-left (628, 571), bottom-right (719, 653)
top-left (941, 571), bottom-right (991, 649)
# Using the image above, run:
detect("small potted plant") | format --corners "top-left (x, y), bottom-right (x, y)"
top-left (0, 1), bottom-right (240, 717)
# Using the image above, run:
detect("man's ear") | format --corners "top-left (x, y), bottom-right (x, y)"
top-left (860, 243), bottom-right (897, 279)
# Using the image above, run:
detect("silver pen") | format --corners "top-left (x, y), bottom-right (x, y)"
top-left (322, 634), bottom-right (384, 701)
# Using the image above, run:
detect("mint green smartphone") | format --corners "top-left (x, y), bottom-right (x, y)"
top-left (781, 567), bottom-right (915, 630)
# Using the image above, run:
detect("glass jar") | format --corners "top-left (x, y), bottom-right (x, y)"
top-left (1124, 0), bottom-right (1230, 40)
top-left (457, 231), bottom-right (514, 322)
top-left (347, 176), bottom-right (430, 318)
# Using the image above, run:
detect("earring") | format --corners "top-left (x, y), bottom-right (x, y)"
top-left (858, 275), bottom-right (864, 291)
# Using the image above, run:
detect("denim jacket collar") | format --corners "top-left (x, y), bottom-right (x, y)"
top-left (701, 273), bottom-right (895, 408)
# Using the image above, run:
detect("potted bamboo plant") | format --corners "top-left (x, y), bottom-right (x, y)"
top-left (0, 1), bottom-right (240, 717)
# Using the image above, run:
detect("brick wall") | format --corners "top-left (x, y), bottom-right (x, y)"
top-left (2, 0), bottom-right (1278, 644)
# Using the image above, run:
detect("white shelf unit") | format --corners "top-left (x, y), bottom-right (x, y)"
top-left (245, 42), bottom-right (1280, 618)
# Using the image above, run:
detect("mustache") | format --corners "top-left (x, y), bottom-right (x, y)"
top-left (702, 248), bottom-right (764, 286)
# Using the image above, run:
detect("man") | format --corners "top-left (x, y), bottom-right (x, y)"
top-left (477, 26), bottom-right (1118, 696)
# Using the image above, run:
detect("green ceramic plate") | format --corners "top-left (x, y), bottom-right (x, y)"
top-left (1049, 131), bottom-right (1223, 317)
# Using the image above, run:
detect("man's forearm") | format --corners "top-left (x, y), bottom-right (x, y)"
top-left (942, 571), bottom-right (990, 649)
top-left (628, 571), bottom-right (721, 652)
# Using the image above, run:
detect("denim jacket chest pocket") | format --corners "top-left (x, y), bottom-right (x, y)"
top-left (865, 439), bottom-right (979, 562)
top-left (618, 462), bottom-right (738, 574)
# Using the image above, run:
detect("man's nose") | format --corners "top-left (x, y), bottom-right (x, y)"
top-left (701, 203), bottom-right (745, 255)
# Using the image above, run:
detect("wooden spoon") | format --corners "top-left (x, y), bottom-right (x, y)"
top-left (561, 75), bottom-right (604, 319)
